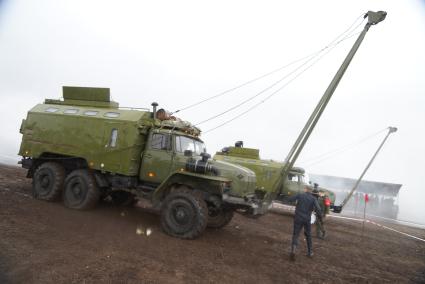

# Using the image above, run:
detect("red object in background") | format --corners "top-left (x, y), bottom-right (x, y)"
top-left (324, 198), bottom-right (331, 206)
top-left (365, 194), bottom-right (369, 203)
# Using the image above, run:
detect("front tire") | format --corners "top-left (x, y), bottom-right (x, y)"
top-left (63, 169), bottom-right (100, 210)
top-left (160, 187), bottom-right (208, 239)
top-left (207, 197), bottom-right (234, 229)
top-left (32, 162), bottom-right (65, 201)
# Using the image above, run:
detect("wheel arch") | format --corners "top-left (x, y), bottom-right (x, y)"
top-left (152, 172), bottom-right (229, 206)
top-left (26, 153), bottom-right (89, 177)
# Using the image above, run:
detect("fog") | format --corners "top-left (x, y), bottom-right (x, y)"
top-left (0, 0), bottom-right (424, 224)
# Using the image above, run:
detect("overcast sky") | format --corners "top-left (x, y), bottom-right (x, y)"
top-left (0, 0), bottom-right (424, 224)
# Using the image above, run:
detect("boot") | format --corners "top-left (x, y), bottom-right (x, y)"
top-left (289, 245), bottom-right (296, 261)
top-left (307, 249), bottom-right (314, 257)
top-left (306, 239), bottom-right (314, 257)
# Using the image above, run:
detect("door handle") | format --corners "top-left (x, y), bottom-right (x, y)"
top-left (145, 153), bottom-right (152, 159)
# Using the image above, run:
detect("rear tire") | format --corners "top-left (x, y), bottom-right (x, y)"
top-left (32, 162), bottom-right (65, 201)
top-left (63, 169), bottom-right (100, 210)
top-left (160, 187), bottom-right (208, 239)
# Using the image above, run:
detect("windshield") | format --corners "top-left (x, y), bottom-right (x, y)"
top-left (175, 136), bottom-right (206, 155)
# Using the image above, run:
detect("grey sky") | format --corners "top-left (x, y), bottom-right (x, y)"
top-left (0, 0), bottom-right (424, 223)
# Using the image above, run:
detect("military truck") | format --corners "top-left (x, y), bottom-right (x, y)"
top-left (18, 10), bottom-right (386, 239)
top-left (18, 86), bottom-right (259, 239)
top-left (214, 141), bottom-right (336, 205)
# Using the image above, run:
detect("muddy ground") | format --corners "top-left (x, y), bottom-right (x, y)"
top-left (0, 164), bottom-right (424, 283)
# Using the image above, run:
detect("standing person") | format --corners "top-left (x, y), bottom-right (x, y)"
top-left (313, 189), bottom-right (326, 239)
top-left (288, 185), bottom-right (322, 261)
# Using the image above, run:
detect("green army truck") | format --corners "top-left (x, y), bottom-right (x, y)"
top-left (18, 86), bottom-right (258, 239)
top-left (17, 10), bottom-right (387, 239)
top-left (214, 142), bottom-right (336, 205)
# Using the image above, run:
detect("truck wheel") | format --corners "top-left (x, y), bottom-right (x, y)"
top-left (32, 162), bottom-right (65, 201)
top-left (207, 208), bottom-right (234, 229)
top-left (63, 169), bottom-right (100, 210)
top-left (110, 191), bottom-right (137, 206)
top-left (160, 187), bottom-right (208, 239)
top-left (207, 197), bottom-right (234, 229)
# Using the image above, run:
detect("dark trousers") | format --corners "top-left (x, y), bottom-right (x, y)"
top-left (291, 218), bottom-right (312, 251)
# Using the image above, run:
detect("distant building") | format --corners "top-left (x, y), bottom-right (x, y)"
top-left (309, 174), bottom-right (402, 219)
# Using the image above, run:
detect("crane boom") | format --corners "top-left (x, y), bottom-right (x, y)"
top-left (332, 126), bottom-right (397, 213)
top-left (261, 11), bottom-right (387, 210)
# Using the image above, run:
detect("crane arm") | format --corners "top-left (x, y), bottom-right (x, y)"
top-left (333, 126), bottom-right (397, 213)
top-left (262, 11), bottom-right (387, 209)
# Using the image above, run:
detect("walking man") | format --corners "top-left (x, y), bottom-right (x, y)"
top-left (288, 185), bottom-right (322, 261)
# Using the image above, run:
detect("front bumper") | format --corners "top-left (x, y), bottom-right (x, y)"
top-left (19, 158), bottom-right (33, 169)
top-left (222, 193), bottom-right (271, 215)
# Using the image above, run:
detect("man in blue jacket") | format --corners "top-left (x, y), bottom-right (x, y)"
top-left (288, 184), bottom-right (322, 261)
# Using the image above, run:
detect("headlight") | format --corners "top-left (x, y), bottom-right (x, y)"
top-left (222, 181), bottom-right (232, 193)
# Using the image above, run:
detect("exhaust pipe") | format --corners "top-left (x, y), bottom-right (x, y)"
top-left (151, 102), bottom-right (158, 119)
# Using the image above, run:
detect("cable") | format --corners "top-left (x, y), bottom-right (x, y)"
top-left (326, 13), bottom-right (366, 48)
top-left (195, 19), bottom-right (365, 126)
top-left (302, 127), bottom-right (387, 164)
top-left (172, 13), bottom-right (367, 115)
top-left (203, 47), bottom-right (335, 133)
top-left (300, 128), bottom-right (388, 167)
top-left (203, 30), bottom-right (362, 134)
top-left (171, 51), bottom-right (320, 115)
top-left (259, 31), bottom-right (362, 104)
top-left (196, 31), bottom-right (363, 126)
top-left (194, 49), bottom-right (324, 126)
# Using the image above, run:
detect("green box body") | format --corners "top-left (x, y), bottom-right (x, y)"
top-left (19, 103), bottom-right (150, 176)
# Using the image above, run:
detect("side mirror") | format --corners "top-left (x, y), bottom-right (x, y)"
top-left (184, 150), bottom-right (193, 157)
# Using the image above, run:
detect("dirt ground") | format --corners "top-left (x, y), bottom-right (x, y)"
top-left (0, 164), bottom-right (424, 283)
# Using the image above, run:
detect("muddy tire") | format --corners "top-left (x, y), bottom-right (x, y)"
top-left (160, 187), bottom-right (208, 239)
top-left (63, 169), bottom-right (100, 210)
top-left (110, 191), bottom-right (137, 206)
top-left (32, 162), bottom-right (65, 201)
top-left (207, 196), bottom-right (234, 229)
top-left (207, 208), bottom-right (234, 229)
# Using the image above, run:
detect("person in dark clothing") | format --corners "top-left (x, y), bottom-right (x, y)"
top-left (288, 185), bottom-right (322, 261)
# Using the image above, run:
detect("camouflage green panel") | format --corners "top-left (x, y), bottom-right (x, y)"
top-left (19, 103), bottom-right (151, 176)
top-left (45, 86), bottom-right (119, 108)
top-left (222, 146), bottom-right (260, 159)
top-left (213, 153), bottom-right (303, 195)
top-left (210, 159), bottom-right (257, 197)
top-left (62, 86), bottom-right (110, 102)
